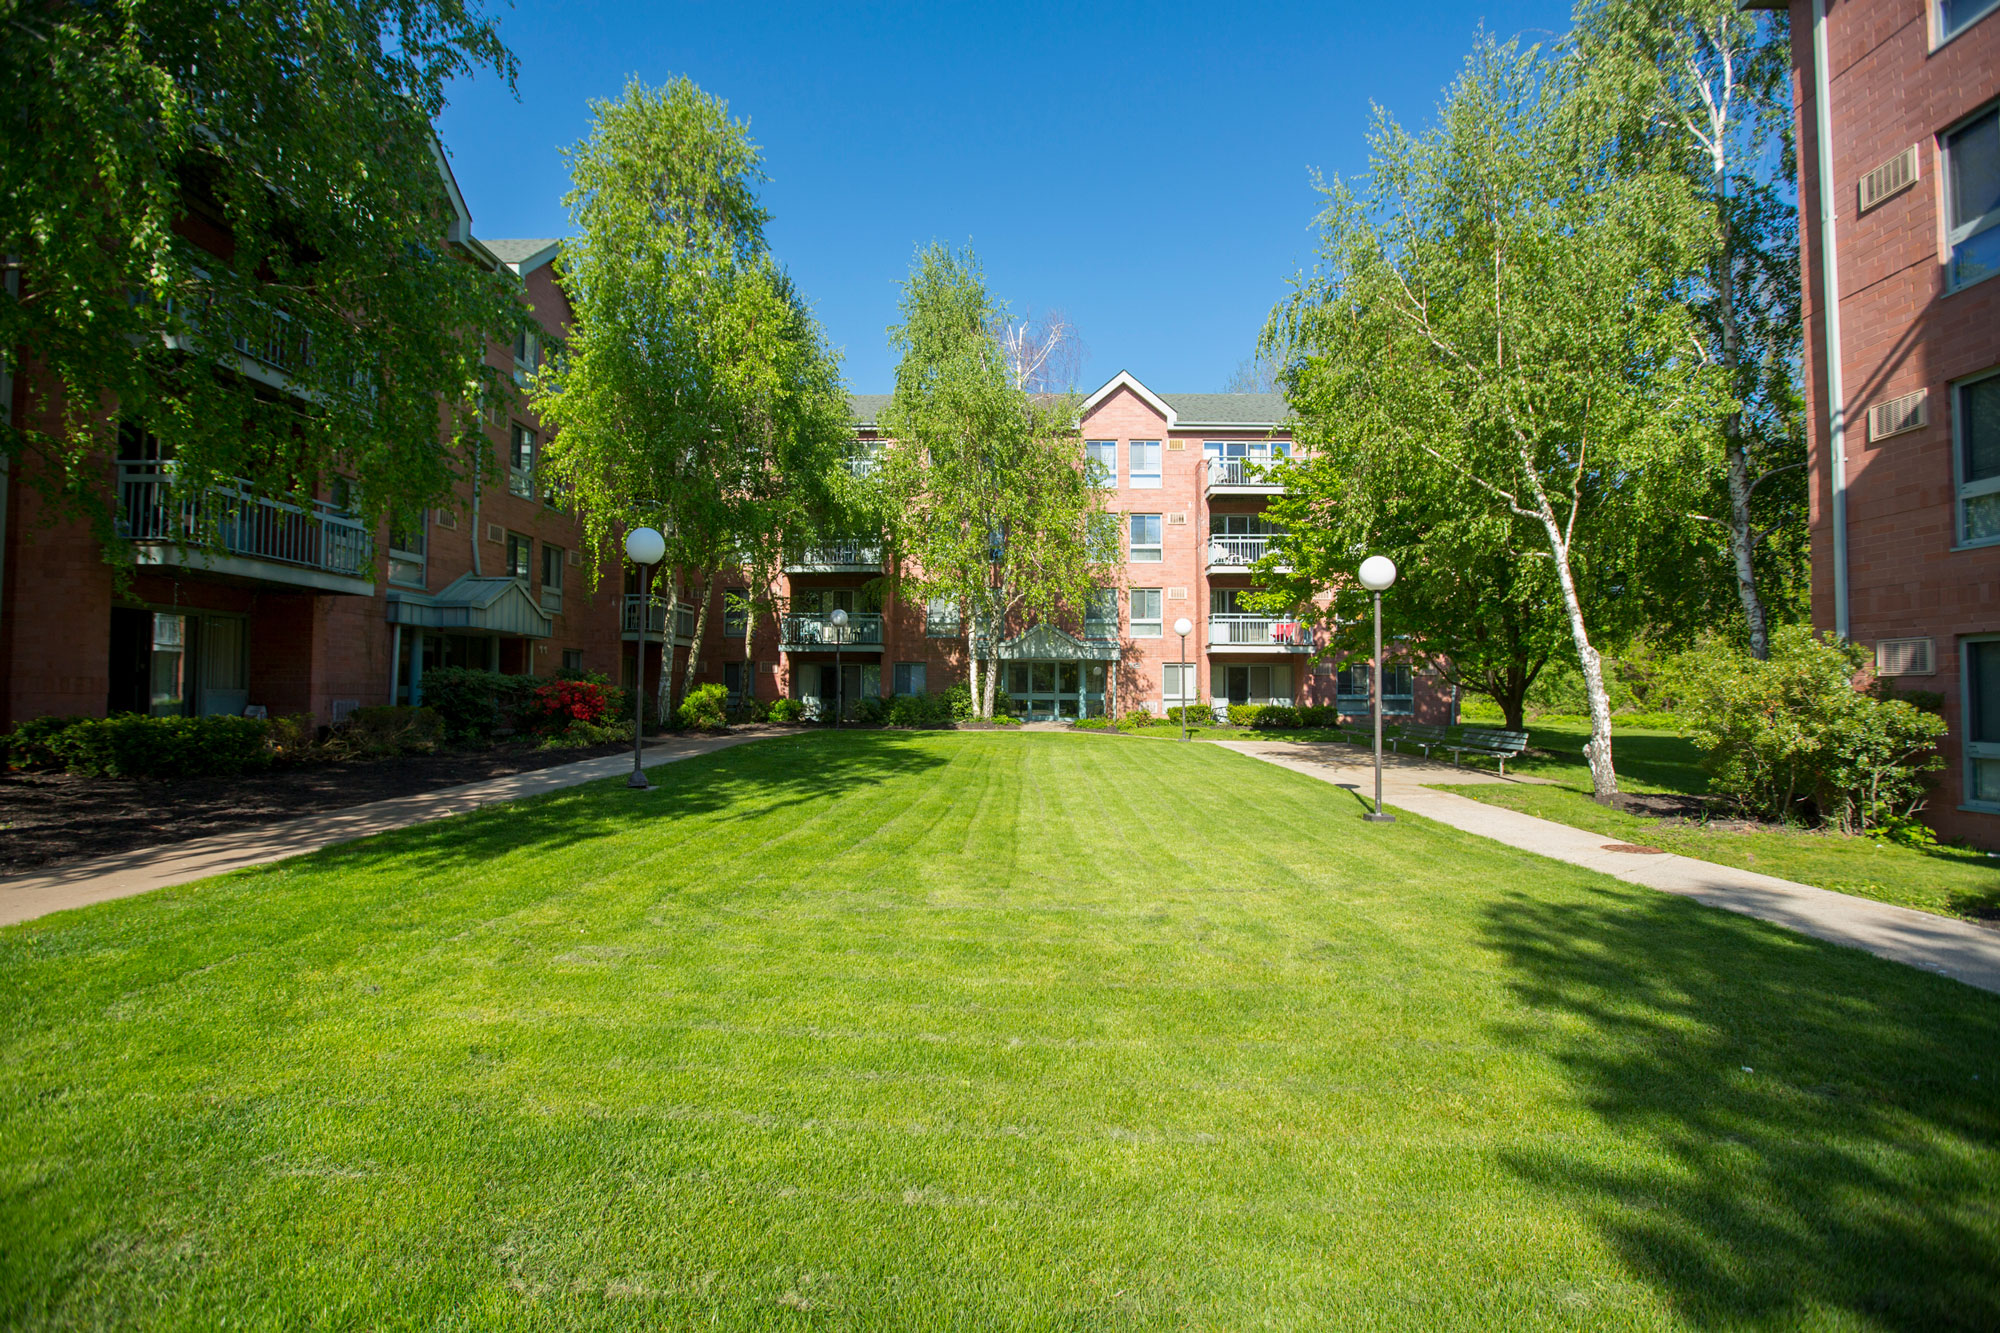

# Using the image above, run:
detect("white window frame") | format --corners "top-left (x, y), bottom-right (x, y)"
top-left (1957, 367), bottom-right (2000, 545)
top-left (925, 596), bottom-right (961, 637)
top-left (1130, 588), bottom-right (1163, 638)
top-left (1937, 0), bottom-right (2000, 45)
top-left (1942, 103), bottom-right (2000, 292)
top-left (1085, 440), bottom-right (1117, 488)
top-left (1128, 439), bottom-right (1162, 489)
top-left (1129, 513), bottom-right (1163, 562)
top-left (505, 531), bottom-right (532, 583)
top-left (1163, 662), bottom-right (1196, 705)
top-left (1964, 635), bottom-right (2000, 810)
top-left (1084, 588), bottom-right (1118, 639)
top-left (388, 512), bottom-right (428, 589)
top-left (509, 424), bottom-right (537, 498)
top-left (539, 542), bottom-right (565, 612)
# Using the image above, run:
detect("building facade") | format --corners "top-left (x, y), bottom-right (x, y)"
top-left (1773, 0), bottom-right (1999, 843)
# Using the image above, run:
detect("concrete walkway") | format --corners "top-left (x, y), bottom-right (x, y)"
top-left (1220, 740), bottom-right (2000, 997)
top-left (0, 730), bottom-right (785, 928)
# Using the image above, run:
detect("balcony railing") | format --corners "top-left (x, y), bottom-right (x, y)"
top-left (1207, 614), bottom-right (1311, 649)
top-left (784, 542), bottom-right (883, 571)
top-left (116, 461), bottom-right (370, 578)
top-left (1206, 534), bottom-right (1286, 568)
top-left (781, 611), bottom-right (884, 648)
top-left (622, 595), bottom-right (698, 640)
top-left (1206, 457), bottom-right (1287, 491)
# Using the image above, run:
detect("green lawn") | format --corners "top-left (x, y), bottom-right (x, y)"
top-left (4, 731), bottom-right (1997, 1329)
top-left (1442, 719), bottom-right (2000, 921)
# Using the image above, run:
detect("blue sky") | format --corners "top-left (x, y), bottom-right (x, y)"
top-left (436, 1), bottom-right (1577, 393)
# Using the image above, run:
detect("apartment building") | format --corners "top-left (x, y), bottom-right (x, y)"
top-left (1767, 0), bottom-right (1999, 843)
top-left (0, 158), bottom-right (628, 728)
top-left (685, 370), bottom-right (1453, 723)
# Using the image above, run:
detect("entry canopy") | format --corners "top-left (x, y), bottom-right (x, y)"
top-left (385, 573), bottom-right (552, 637)
top-left (995, 623), bottom-right (1120, 662)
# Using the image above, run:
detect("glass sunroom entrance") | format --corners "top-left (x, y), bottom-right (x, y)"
top-left (995, 624), bottom-right (1120, 720)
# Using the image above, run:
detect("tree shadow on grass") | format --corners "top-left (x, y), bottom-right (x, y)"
top-left (282, 729), bottom-right (952, 885)
top-left (1482, 888), bottom-right (2000, 1331)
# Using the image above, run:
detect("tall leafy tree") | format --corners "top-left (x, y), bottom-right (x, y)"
top-left (1265, 39), bottom-right (1726, 798)
top-left (0, 0), bottom-right (523, 545)
top-left (1577, 0), bottom-right (1806, 658)
top-left (880, 244), bottom-right (1114, 719)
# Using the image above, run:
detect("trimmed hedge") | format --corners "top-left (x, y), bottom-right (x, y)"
top-left (44, 714), bottom-right (272, 779)
top-left (676, 682), bottom-right (730, 732)
top-left (885, 692), bottom-right (955, 727)
top-left (4, 714), bottom-right (94, 769)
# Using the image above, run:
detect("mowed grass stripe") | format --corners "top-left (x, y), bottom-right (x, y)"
top-left (2, 730), bottom-right (1996, 1331)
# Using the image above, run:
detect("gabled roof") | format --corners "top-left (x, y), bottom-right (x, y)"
top-left (384, 573), bottom-right (552, 637)
top-left (1080, 370), bottom-right (1177, 426)
top-left (1158, 392), bottom-right (1288, 429)
top-left (849, 393), bottom-right (893, 426)
top-left (485, 238), bottom-right (564, 277)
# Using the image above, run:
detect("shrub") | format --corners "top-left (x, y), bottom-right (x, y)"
top-left (1257, 704), bottom-right (1301, 729)
top-left (5, 714), bottom-right (93, 769)
top-left (530, 678), bottom-right (616, 733)
top-left (1297, 704), bottom-right (1338, 729)
top-left (676, 682), bottom-right (730, 732)
top-left (768, 697), bottom-right (807, 724)
top-left (989, 715), bottom-right (1023, 727)
top-left (1671, 627), bottom-right (1948, 833)
top-left (1071, 715), bottom-right (1113, 730)
top-left (1164, 699), bottom-right (1212, 728)
top-left (536, 717), bottom-right (634, 749)
top-left (48, 714), bottom-right (272, 779)
top-left (940, 680), bottom-right (978, 721)
top-left (1120, 708), bottom-right (1160, 728)
top-left (729, 696), bottom-right (771, 724)
top-left (886, 692), bottom-right (953, 727)
top-left (418, 668), bottom-right (530, 740)
top-left (852, 694), bottom-right (889, 725)
top-left (339, 705), bottom-right (442, 757)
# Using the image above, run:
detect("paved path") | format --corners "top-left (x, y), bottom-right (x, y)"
top-left (1220, 740), bottom-right (2000, 997)
top-left (0, 730), bottom-right (784, 928)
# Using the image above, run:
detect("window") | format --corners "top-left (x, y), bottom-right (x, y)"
top-left (1203, 439), bottom-right (1291, 484)
top-left (1944, 105), bottom-right (1999, 291)
top-left (1130, 588), bottom-right (1162, 637)
top-left (894, 662), bottom-right (927, 695)
top-left (1084, 588), bottom-right (1118, 639)
top-left (1957, 369), bottom-right (2000, 544)
top-left (509, 424), bottom-right (537, 498)
top-left (724, 661), bottom-right (747, 708)
top-left (388, 512), bottom-right (427, 588)
top-left (1967, 638), bottom-right (2000, 807)
top-left (1164, 662), bottom-right (1197, 704)
top-left (1085, 440), bottom-right (1117, 488)
top-left (540, 543), bottom-right (565, 610)
top-left (1129, 440), bottom-right (1162, 488)
top-left (1338, 662), bottom-right (1413, 712)
top-left (724, 589), bottom-right (748, 637)
top-left (1222, 663), bottom-right (1294, 706)
top-left (1939, 0), bottom-right (2000, 43)
top-left (1129, 513), bottom-right (1162, 562)
top-left (562, 649), bottom-right (584, 673)
top-left (925, 596), bottom-right (961, 637)
top-left (513, 325), bottom-right (540, 385)
top-left (505, 532), bottom-right (531, 582)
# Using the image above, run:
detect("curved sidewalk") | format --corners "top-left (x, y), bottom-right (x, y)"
top-left (1221, 740), bottom-right (2000, 997)
top-left (0, 730), bottom-right (783, 928)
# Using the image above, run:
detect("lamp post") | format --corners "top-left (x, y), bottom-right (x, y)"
top-left (1359, 555), bottom-right (1397, 822)
top-left (1173, 617), bottom-right (1194, 741)
top-left (624, 526), bottom-right (667, 790)
top-left (828, 606), bottom-right (848, 729)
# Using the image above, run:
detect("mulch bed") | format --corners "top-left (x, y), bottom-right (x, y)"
top-left (1606, 790), bottom-right (1769, 832)
top-left (0, 742), bottom-right (633, 876)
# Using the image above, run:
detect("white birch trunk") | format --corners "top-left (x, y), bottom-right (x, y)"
top-left (1535, 513), bottom-right (1618, 801)
top-left (679, 568), bottom-right (717, 714)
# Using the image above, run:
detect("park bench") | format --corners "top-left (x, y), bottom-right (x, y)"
top-left (1446, 727), bottom-right (1530, 776)
top-left (1390, 723), bottom-right (1453, 758)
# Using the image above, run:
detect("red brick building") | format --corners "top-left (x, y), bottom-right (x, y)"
top-left (1768, 0), bottom-right (1999, 843)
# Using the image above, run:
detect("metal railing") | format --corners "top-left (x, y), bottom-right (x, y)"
top-left (785, 541), bottom-right (883, 569)
top-left (1206, 534), bottom-right (1286, 567)
top-left (844, 450), bottom-right (881, 479)
top-left (781, 611), bottom-right (884, 648)
top-left (116, 461), bottom-right (370, 577)
top-left (1207, 614), bottom-right (1310, 647)
top-left (622, 595), bottom-right (699, 640)
top-left (1207, 457), bottom-right (1286, 488)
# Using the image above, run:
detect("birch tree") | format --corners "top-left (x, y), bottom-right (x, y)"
top-left (1266, 39), bottom-right (1725, 799)
top-left (1579, 0), bottom-right (1805, 658)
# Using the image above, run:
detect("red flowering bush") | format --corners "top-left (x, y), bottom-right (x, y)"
top-left (532, 679), bottom-right (614, 731)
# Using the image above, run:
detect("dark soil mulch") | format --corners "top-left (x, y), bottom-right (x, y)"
top-left (0, 742), bottom-right (634, 876)
top-left (1609, 790), bottom-right (1768, 832)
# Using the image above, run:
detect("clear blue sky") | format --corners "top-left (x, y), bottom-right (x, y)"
top-left (436, 1), bottom-right (1576, 393)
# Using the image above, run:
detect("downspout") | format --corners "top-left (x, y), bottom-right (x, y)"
top-left (1811, 0), bottom-right (1851, 637)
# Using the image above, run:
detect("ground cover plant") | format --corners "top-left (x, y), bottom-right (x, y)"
top-left (3, 731), bottom-right (1996, 1328)
top-left (1443, 719), bottom-right (1999, 921)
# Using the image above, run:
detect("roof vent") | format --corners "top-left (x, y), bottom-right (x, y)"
top-left (1867, 389), bottom-right (1927, 442)
top-left (1858, 145), bottom-right (1919, 214)
top-left (1875, 637), bottom-right (1935, 676)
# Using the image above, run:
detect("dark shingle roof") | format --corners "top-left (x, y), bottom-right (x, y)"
top-left (483, 238), bottom-right (563, 272)
top-left (849, 393), bottom-right (893, 426)
top-left (1158, 392), bottom-right (1288, 427)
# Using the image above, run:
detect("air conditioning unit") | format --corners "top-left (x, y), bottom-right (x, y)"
top-left (487, 523), bottom-right (505, 543)
top-left (1166, 586), bottom-right (1187, 600)
top-left (1858, 145), bottom-right (1919, 214)
top-left (1875, 637), bottom-right (1935, 676)
top-left (1166, 439), bottom-right (1186, 450)
top-left (1167, 512), bottom-right (1188, 525)
top-left (1867, 389), bottom-right (1927, 442)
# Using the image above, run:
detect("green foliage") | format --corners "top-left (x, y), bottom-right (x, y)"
top-left (535, 718), bottom-right (633, 750)
top-left (1670, 628), bottom-right (1947, 832)
top-left (0, 0), bottom-right (523, 548)
top-left (4, 714), bottom-right (93, 769)
top-left (44, 714), bottom-right (271, 779)
top-left (1298, 705), bottom-right (1340, 729)
top-left (851, 694), bottom-right (889, 726)
top-left (884, 693), bottom-right (955, 728)
top-left (338, 705), bottom-right (443, 758)
top-left (767, 698), bottom-right (807, 725)
top-left (1164, 701), bottom-right (1213, 728)
top-left (1070, 715), bottom-right (1113, 730)
top-left (266, 714), bottom-right (326, 763)
top-left (728, 697), bottom-right (771, 725)
top-left (418, 669), bottom-right (538, 741)
top-left (675, 683), bottom-right (730, 733)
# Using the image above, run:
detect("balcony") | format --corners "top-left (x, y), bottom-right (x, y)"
top-left (116, 461), bottom-right (373, 594)
top-left (780, 611), bottom-right (884, 651)
top-left (784, 542), bottom-right (884, 573)
top-left (1206, 614), bottom-right (1312, 653)
top-left (1206, 534), bottom-right (1288, 572)
top-left (622, 595), bottom-right (696, 643)
top-left (1204, 456), bottom-right (1287, 496)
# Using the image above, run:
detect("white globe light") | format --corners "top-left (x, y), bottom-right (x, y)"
top-left (1173, 617), bottom-right (1193, 636)
top-left (624, 526), bottom-right (666, 566)
top-left (829, 607), bottom-right (849, 626)
top-left (1358, 554), bottom-right (1398, 592)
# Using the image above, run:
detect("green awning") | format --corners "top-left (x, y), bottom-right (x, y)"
top-left (385, 573), bottom-right (552, 638)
